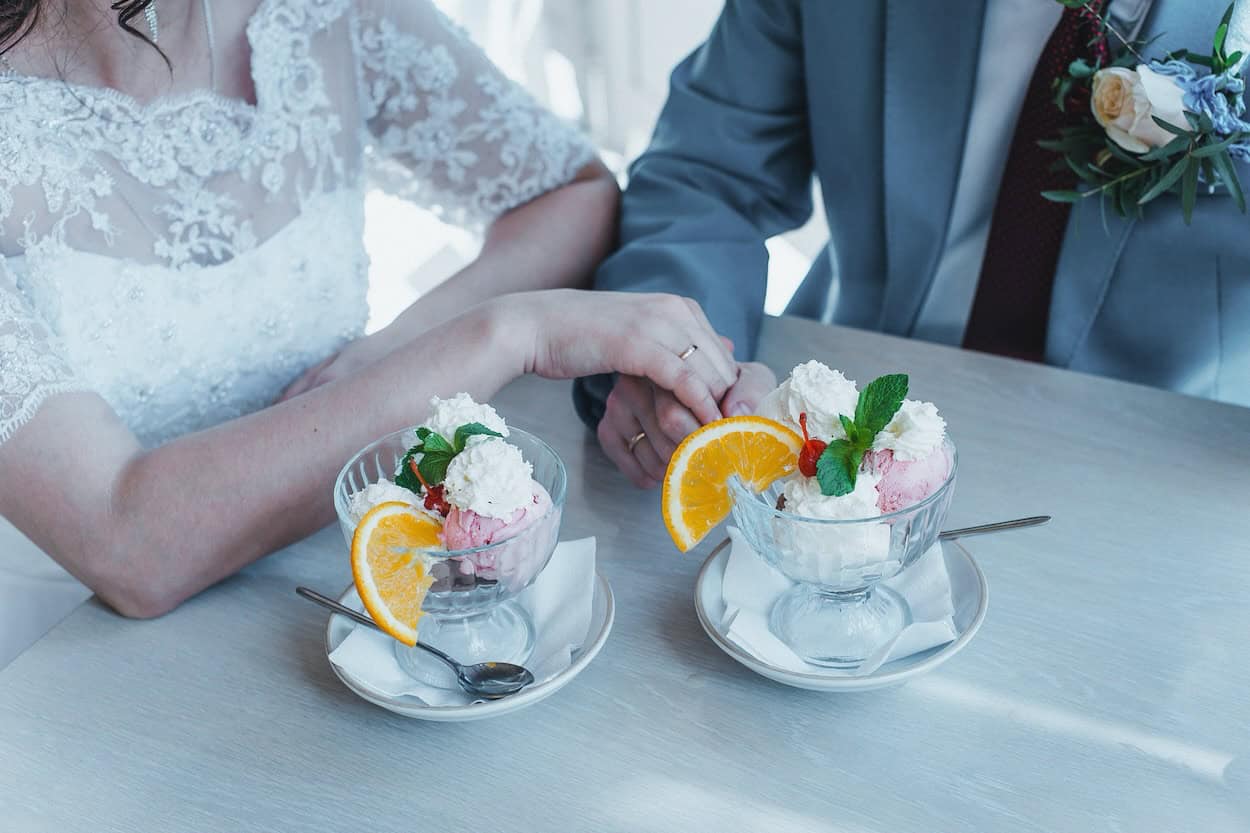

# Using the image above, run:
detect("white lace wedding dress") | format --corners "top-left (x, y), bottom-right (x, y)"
top-left (0, 0), bottom-right (593, 667)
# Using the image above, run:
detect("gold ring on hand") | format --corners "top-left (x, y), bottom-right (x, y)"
top-left (678, 344), bottom-right (698, 361)
top-left (627, 431), bottom-right (647, 453)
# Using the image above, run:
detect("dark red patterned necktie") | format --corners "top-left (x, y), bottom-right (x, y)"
top-left (962, 4), bottom-right (1106, 361)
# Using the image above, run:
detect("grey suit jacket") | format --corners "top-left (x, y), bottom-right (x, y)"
top-left (576, 0), bottom-right (1249, 424)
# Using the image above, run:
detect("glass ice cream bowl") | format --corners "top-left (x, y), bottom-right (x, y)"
top-left (333, 427), bottom-right (566, 681)
top-left (727, 438), bottom-right (957, 668)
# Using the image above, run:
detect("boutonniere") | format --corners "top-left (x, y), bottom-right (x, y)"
top-left (1043, 0), bottom-right (1250, 223)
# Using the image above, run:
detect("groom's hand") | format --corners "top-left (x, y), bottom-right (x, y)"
top-left (599, 361), bottom-right (776, 488)
top-left (721, 361), bottom-right (777, 420)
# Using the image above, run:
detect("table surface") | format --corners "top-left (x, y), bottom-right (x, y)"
top-left (2, 316), bottom-right (1249, 833)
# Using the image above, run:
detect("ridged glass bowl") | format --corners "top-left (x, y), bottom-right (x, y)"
top-left (333, 427), bottom-right (566, 682)
top-left (728, 439), bottom-right (957, 668)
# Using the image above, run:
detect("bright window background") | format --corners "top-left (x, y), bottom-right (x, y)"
top-left (364, 0), bottom-right (827, 334)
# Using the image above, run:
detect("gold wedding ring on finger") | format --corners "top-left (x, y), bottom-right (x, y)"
top-left (678, 344), bottom-right (698, 361)
top-left (628, 431), bottom-right (647, 453)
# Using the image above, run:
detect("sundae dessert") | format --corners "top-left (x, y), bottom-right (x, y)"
top-left (348, 393), bottom-right (552, 571)
top-left (662, 360), bottom-right (952, 557)
top-left (342, 394), bottom-right (560, 646)
top-left (661, 361), bottom-right (956, 668)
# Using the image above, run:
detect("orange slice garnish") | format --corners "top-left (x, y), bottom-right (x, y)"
top-left (662, 416), bottom-right (803, 552)
top-left (350, 501), bottom-right (443, 646)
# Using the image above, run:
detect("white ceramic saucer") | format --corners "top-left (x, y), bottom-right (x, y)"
top-left (694, 540), bottom-right (988, 692)
top-left (325, 572), bottom-right (615, 721)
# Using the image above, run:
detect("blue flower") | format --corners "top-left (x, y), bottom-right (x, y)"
top-left (1150, 59), bottom-right (1250, 133)
top-left (1150, 59), bottom-right (1250, 161)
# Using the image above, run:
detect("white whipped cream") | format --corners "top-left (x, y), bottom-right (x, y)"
top-left (871, 399), bottom-right (946, 462)
top-left (346, 480), bottom-right (431, 525)
top-left (781, 469), bottom-right (882, 521)
top-left (420, 392), bottom-right (509, 444)
top-left (757, 360), bottom-right (858, 441)
top-left (443, 437), bottom-right (534, 519)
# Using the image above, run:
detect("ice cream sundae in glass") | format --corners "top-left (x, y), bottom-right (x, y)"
top-left (664, 362), bottom-right (956, 668)
top-left (334, 394), bottom-right (566, 682)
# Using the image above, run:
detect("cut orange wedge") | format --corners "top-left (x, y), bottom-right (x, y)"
top-left (662, 416), bottom-right (803, 552)
top-left (351, 501), bottom-right (443, 646)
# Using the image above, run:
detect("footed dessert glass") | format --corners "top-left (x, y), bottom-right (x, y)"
top-left (728, 439), bottom-right (956, 668)
top-left (334, 428), bottom-right (566, 683)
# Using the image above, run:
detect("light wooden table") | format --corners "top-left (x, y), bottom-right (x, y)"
top-left (2, 317), bottom-right (1248, 833)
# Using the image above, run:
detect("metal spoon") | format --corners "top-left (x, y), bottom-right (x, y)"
top-left (937, 515), bottom-right (1051, 541)
top-left (296, 586), bottom-right (535, 700)
top-left (706, 515), bottom-right (1052, 559)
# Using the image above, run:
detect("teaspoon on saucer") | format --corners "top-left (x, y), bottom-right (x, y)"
top-left (936, 515), bottom-right (1051, 541)
top-left (295, 586), bottom-right (535, 700)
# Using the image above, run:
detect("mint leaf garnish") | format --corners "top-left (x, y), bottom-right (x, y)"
top-left (453, 422), bottom-right (503, 452)
top-left (393, 430), bottom-right (456, 491)
top-left (393, 422), bottom-right (505, 492)
top-left (410, 432), bottom-right (455, 485)
top-left (809, 372), bottom-right (909, 497)
top-left (417, 450), bottom-right (455, 486)
top-left (838, 414), bottom-right (859, 444)
top-left (421, 433), bottom-right (454, 456)
top-left (854, 373), bottom-right (908, 438)
top-left (816, 440), bottom-right (858, 497)
top-left (850, 446), bottom-right (865, 479)
top-left (394, 445), bottom-right (424, 493)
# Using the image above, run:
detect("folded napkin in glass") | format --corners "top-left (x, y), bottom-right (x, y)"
top-left (721, 527), bottom-right (957, 676)
top-left (329, 537), bottom-right (596, 706)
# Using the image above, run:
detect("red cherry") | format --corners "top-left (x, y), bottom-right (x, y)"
top-left (409, 459), bottom-right (452, 516)
top-left (797, 442), bottom-right (826, 477)
top-left (423, 484), bottom-right (451, 517)
top-left (796, 413), bottom-right (828, 478)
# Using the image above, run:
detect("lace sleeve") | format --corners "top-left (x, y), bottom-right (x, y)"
top-left (351, 0), bottom-right (596, 228)
top-left (0, 258), bottom-right (82, 446)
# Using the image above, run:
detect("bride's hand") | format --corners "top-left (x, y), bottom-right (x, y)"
top-left (501, 289), bottom-right (738, 424)
top-left (283, 289), bottom-right (738, 429)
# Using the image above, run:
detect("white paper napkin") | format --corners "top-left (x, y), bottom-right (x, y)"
top-left (720, 527), bottom-right (957, 676)
top-left (329, 537), bottom-right (597, 706)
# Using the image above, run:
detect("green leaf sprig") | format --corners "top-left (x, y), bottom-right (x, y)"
top-left (394, 422), bottom-right (503, 492)
top-left (814, 374), bottom-right (908, 497)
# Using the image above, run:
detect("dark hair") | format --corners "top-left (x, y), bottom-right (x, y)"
top-left (1, 1), bottom-right (160, 57)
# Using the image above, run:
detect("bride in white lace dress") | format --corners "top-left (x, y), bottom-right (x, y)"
top-left (0, 0), bottom-right (738, 666)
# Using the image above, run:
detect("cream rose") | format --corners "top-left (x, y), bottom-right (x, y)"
top-left (1091, 65), bottom-right (1187, 154)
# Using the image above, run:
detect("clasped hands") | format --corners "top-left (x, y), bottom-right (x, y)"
top-left (280, 289), bottom-right (775, 489)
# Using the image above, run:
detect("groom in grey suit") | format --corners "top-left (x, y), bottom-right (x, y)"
top-left (578, 0), bottom-right (1249, 486)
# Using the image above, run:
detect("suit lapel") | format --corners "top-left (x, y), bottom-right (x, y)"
top-left (1046, 207), bottom-right (1136, 366)
top-left (1047, 0), bottom-right (1219, 365)
top-left (880, 0), bottom-right (987, 335)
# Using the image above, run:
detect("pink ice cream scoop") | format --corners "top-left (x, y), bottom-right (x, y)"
top-left (443, 481), bottom-right (554, 582)
top-left (864, 446), bottom-right (952, 514)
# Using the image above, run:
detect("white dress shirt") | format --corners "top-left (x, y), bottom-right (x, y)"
top-left (911, 0), bottom-right (1065, 345)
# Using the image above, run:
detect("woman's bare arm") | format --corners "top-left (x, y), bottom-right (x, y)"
top-left (0, 289), bottom-right (735, 620)
top-left (0, 307), bottom-right (519, 619)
